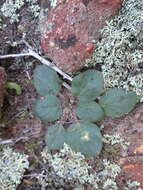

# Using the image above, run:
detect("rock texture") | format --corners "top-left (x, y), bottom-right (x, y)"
top-left (41, 0), bottom-right (123, 72)
top-left (119, 108), bottom-right (143, 188)
top-left (0, 67), bottom-right (6, 118)
top-left (102, 104), bottom-right (143, 188)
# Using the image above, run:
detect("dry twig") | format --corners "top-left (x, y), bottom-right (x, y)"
top-left (0, 40), bottom-right (73, 87)
top-left (0, 136), bottom-right (29, 145)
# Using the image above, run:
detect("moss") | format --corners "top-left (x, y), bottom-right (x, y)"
top-left (86, 0), bottom-right (143, 101)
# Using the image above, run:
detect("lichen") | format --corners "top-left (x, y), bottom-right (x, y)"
top-left (36, 143), bottom-right (143, 189)
top-left (49, 0), bottom-right (58, 8)
top-left (86, 0), bottom-right (143, 101)
top-left (0, 147), bottom-right (29, 190)
top-left (37, 143), bottom-right (122, 189)
top-left (103, 134), bottom-right (130, 150)
top-left (1, 0), bottom-right (40, 24)
top-left (38, 143), bottom-right (99, 189)
top-left (125, 180), bottom-right (143, 190)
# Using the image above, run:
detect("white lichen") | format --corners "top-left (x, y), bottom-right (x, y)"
top-left (1, 0), bottom-right (24, 23)
top-left (39, 143), bottom-right (99, 189)
top-left (86, 0), bottom-right (143, 101)
top-left (103, 134), bottom-right (130, 150)
top-left (49, 0), bottom-right (58, 8)
top-left (1, 0), bottom-right (40, 23)
top-left (37, 143), bottom-right (122, 189)
top-left (0, 147), bottom-right (29, 190)
top-left (125, 180), bottom-right (143, 190)
top-left (36, 143), bottom-right (143, 189)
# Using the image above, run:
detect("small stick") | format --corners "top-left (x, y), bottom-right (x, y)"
top-left (0, 136), bottom-right (29, 145)
top-left (28, 49), bottom-right (72, 81)
top-left (0, 40), bottom-right (73, 82)
top-left (0, 53), bottom-right (31, 59)
top-left (62, 82), bottom-right (71, 90)
top-left (0, 51), bottom-right (72, 88)
top-left (32, 152), bottom-right (49, 172)
top-left (23, 173), bottom-right (42, 178)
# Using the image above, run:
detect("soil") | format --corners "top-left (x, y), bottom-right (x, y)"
top-left (0, 0), bottom-right (143, 189)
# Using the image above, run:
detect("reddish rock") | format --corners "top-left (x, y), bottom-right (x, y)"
top-left (120, 158), bottom-right (143, 188)
top-left (119, 139), bottom-right (143, 187)
top-left (0, 67), bottom-right (6, 118)
top-left (41, 0), bottom-right (123, 72)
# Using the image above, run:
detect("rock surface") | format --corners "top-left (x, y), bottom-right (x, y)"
top-left (102, 104), bottom-right (143, 188)
top-left (41, 0), bottom-right (123, 72)
top-left (0, 67), bottom-right (6, 118)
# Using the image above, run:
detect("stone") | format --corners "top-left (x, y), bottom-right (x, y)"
top-left (41, 0), bottom-right (123, 72)
top-left (120, 158), bottom-right (143, 188)
top-left (0, 67), bottom-right (6, 118)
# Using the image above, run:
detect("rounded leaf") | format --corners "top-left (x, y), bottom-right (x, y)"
top-left (99, 88), bottom-right (137, 117)
top-left (45, 124), bottom-right (66, 149)
top-left (71, 70), bottom-right (104, 101)
top-left (67, 122), bottom-right (103, 156)
top-left (76, 101), bottom-right (104, 122)
top-left (33, 95), bottom-right (62, 121)
top-left (33, 65), bottom-right (61, 96)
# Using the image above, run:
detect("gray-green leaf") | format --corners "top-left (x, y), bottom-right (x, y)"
top-left (33, 95), bottom-right (62, 121)
top-left (99, 88), bottom-right (137, 117)
top-left (45, 124), bottom-right (66, 149)
top-left (71, 70), bottom-right (104, 101)
top-left (67, 122), bottom-right (103, 156)
top-left (76, 101), bottom-right (104, 122)
top-left (33, 65), bottom-right (61, 96)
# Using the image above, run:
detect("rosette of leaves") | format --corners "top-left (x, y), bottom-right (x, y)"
top-left (33, 66), bottom-right (137, 156)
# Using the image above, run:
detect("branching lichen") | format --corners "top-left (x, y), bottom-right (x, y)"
top-left (37, 143), bottom-right (121, 189)
top-left (0, 147), bottom-right (29, 190)
top-left (49, 0), bottom-right (58, 8)
top-left (36, 143), bottom-right (143, 190)
top-left (103, 134), bottom-right (130, 150)
top-left (125, 180), bottom-right (143, 190)
top-left (1, 0), bottom-right (40, 24)
top-left (86, 0), bottom-right (143, 101)
top-left (38, 143), bottom-right (99, 189)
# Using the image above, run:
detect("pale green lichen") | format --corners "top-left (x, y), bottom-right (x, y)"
top-left (1, 0), bottom-right (40, 24)
top-left (125, 180), bottom-right (143, 190)
top-left (0, 147), bottom-right (29, 190)
top-left (86, 0), bottom-right (143, 101)
top-left (37, 143), bottom-right (122, 189)
top-left (49, 0), bottom-right (58, 8)
top-left (38, 143), bottom-right (99, 189)
top-left (103, 134), bottom-right (130, 150)
top-left (37, 143), bottom-right (143, 189)
top-left (1, 0), bottom-right (24, 23)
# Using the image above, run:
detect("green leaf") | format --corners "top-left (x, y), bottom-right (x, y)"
top-left (6, 82), bottom-right (22, 95)
top-left (99, 88), bottom-right (137, 117)
top-left (45, 124), bottom-right (66, 149)
top-left (71, 70), bottom-right (104, 101)
top-left (33, 65), bottom-right (61, 96)
top-left (76, 101), bottom-right (104, 122)
top-left (67, 122), bottom-right (103, 156)
top-left (33, 95), bottom-right (62, 121)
